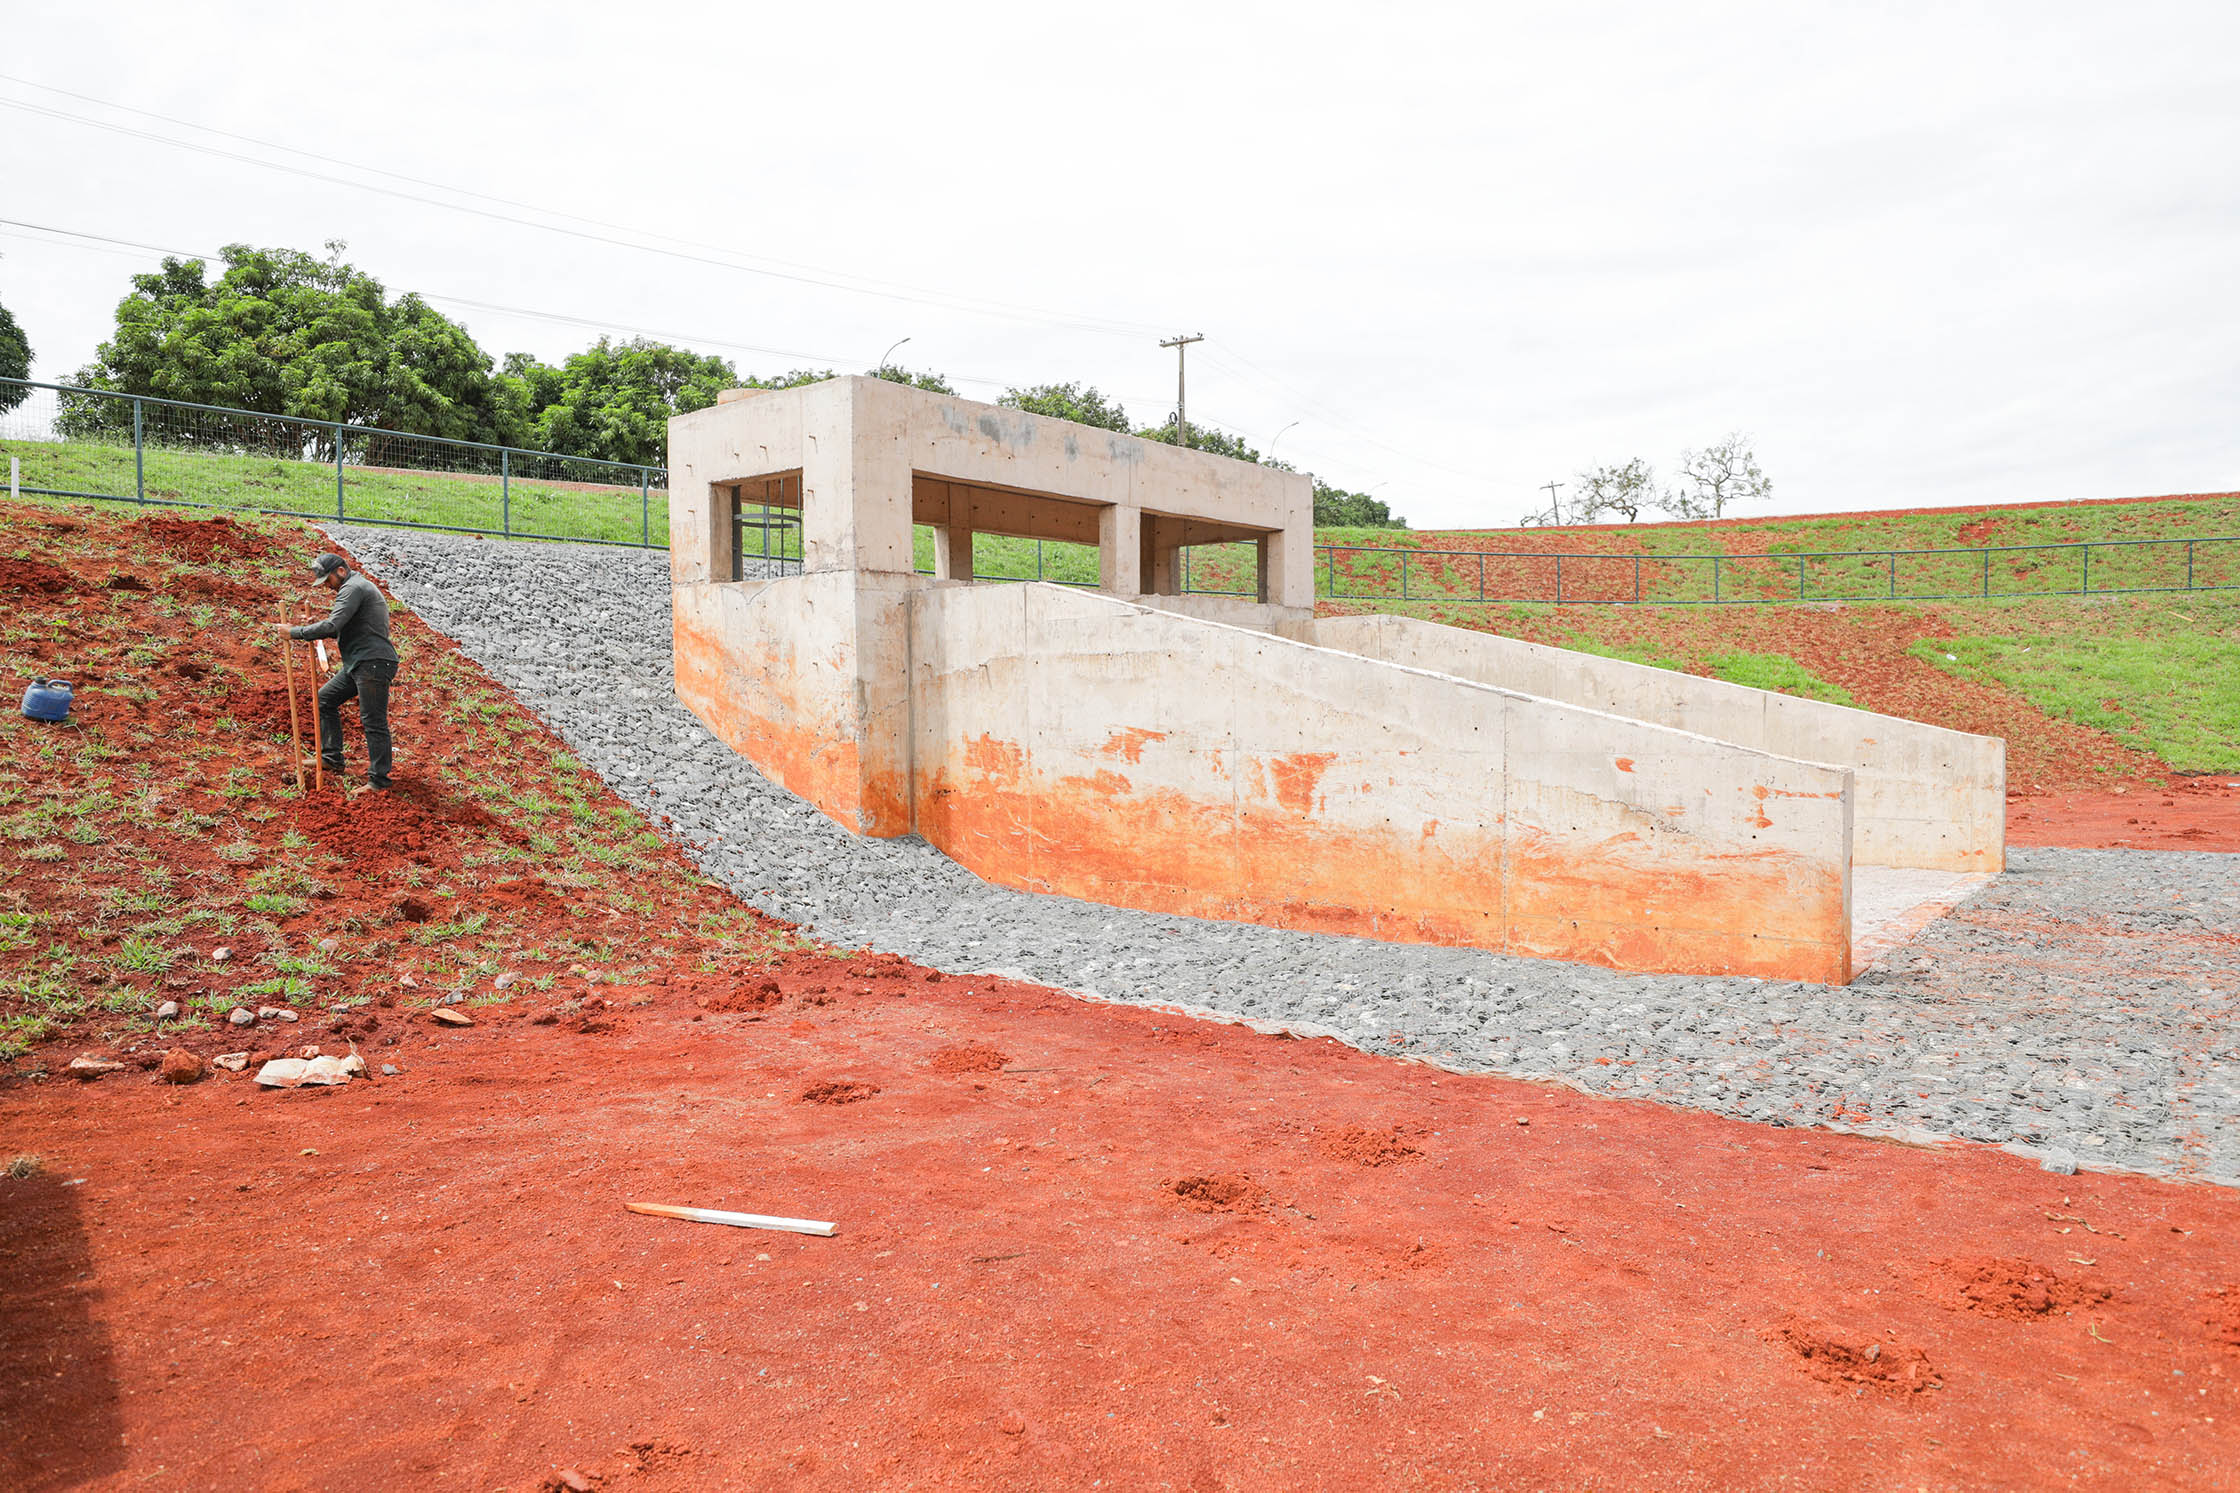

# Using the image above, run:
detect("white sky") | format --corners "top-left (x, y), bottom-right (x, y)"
top-left (4, 0), bottom-right (2236, 528)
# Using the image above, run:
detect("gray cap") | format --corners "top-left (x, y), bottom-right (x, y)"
top-left (309, 553), bottom-right (347, 578)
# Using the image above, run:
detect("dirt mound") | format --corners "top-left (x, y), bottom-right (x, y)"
top-left (1315, 1123), bottom-right (1424, 1166)
top-left (1768, 1317), bottom-right (1941, 1396)
top-left (799, 1080), bottom-right (879, 1105)
top-left (130, 514), bottom-right (268, 564)
top-left (0, 559), bottom-right (84, 596)
top-left (176, 571), bottom-right (275, 609)
top-left (1922, 1257), bottom-right (2112, 1319)
top-left (699, 978), bottom-right (783, 1014)
top-left (485, 878), bottom-right (559, 912)
top-left (288, 780), bottom-right (507, 874)
top-left (1167, 1174), bottom-right (1263, 1214)
top-left (929, 1043), bottom-right (1009, 1074)
top-left (104, 573), bottom-right (150, 592)
top-left (2208, 1289), bottom-right (2240, 1354)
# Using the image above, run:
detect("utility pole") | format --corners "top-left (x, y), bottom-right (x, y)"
top-left (1540, 480), bottom-right (1565, 525)
top-left (1159, 333), bottom-right (1204, 447)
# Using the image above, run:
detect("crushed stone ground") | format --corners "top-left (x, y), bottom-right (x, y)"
top-left (328, 527), bottom-right (2240, 1187)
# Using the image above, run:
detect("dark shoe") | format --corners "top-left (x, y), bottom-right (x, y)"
top-left (368, 776), bottom-right (394, 791)
top-left (321, 758), bottom-right (345, 775)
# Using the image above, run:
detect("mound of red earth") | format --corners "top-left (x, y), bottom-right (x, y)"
top-left (1924, 1257), bottom-right (2115, 1320)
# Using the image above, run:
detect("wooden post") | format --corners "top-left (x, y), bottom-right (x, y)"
top-left (278, 606), bottom-right (306, 793)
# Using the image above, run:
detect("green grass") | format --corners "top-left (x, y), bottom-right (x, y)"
top-left (1913, 620), bottom-right (2240, 769)
top-left (1702, 652), bottom-right (1856, 707)
top-left (0, 435), bottom-right (671, 548)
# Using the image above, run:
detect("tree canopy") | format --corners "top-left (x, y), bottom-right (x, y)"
top-left (997, 381), bottom-right (1131, 432)
top-left (1312, 481), bottom-right (1406, 529)
top-left (62, 242), bottom-right (514, 446)
top-left (501, 338), bottom-right (739, 468)
top-left (0, 294), bottom-right (29, 414)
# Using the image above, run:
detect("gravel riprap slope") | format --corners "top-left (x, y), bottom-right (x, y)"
top-left (329, 527), bottom-right (2240, 1187)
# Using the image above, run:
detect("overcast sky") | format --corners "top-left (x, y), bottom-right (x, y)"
top-left (4, 1), bottom-right (2236, 529)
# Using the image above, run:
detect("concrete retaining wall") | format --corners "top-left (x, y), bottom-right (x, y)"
top-left (1306, 614), bottom-right (2004, 872)
top-left (909, 584), bottom-right (1856, 983)
top-left (673, 572), bottom-right (913, 836)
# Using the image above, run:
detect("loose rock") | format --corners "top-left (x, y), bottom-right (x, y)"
top-left (154, 1000), bottom-right (180, 1020)
top-left (494, 971), bottom-right (520, 991)
top-left (68, 1055), bottom-right (126, 1080)
top-left (254, 1055), bottom-right (355, 1087)
top-left (258, 1007), bottom-right (300, 1023)
top-left (211, 947), bottom-right (232, 964)
top-left (212, 1052), bottom-right (249, 1072)
top-left (158, 1049), bottom-right (205, 1085)
top-left (432, 1008), bottom-right (475, 1027)
top-left (228, 1007), bottom-right (255, 1027)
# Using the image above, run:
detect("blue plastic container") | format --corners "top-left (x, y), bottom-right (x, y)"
top-left (21, 679), bottom-right (72, 723)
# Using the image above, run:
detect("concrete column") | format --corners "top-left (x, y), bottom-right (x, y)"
top-left (1099, 505), bottom-right (1142, 595)
top-left (801, 378), bottom-right (916, 575)
top-left (934, 524), bottom-right (976, 582)
top-left (1264, 524), bottom-right (1314, 609)
top-left (1141, 515), bottom-right (1181, 595)
top-left (1255, 537), bottom-right (1271, 603)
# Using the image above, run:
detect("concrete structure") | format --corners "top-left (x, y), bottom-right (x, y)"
top-left (670, 378), bottom-right (2004, 986)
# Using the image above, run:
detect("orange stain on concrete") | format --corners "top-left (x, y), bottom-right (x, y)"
top-left (1615, 757), bottom-right (1636, 773)
top-left (1099, 727), bottom-right (1169, 765)
top-left (1268, 752), bottom-right (1340, 815)
top-left (912, 739), bottom-right (1850, 984)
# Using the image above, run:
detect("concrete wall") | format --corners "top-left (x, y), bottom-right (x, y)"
top-left (909, 584), bottom-right (1856, 984)
top-left (673, 571), bottom-right (914, 836)
top-left (1306, 614), bottom-right (2004, 873)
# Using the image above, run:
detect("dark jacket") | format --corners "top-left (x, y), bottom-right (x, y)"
top-left (289, 573), bottom-right (399, 673)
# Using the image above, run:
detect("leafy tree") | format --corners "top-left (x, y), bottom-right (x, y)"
top-left (58, 241), bottom-right (514, 455)
top-left (502, 337), bottom-right (740, 467)
top-left (1572, 458), bottom-right (1656, 523)
top-left (1313, 481), bottom-right (1406, 529)
top-left (997, 381), bottom-right (1130, 432)
top-left (1134, 415), bottom-right (1261, 464)
top-left (1662, 433), bottom-right (1769, 520)
top-left (870, 364), bottom-right (956, 394)
top-left (0, 294), bottom-right (29, 414)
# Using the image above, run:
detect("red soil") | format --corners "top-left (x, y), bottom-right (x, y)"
top-left (5, 970), bottom-right (2237, 1490)
top-left (2009, 776), bottom-right (2240, 853)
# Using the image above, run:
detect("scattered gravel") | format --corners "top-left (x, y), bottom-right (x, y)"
top-left (330, 526), bottom-right (2240, 1187)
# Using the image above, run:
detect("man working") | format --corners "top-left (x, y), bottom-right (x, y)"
top-left (275, 553), bottom-right (400, 790)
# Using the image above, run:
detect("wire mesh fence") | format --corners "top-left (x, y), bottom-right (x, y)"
top-left (7, 377), bottom-right (2235, 604)
top-left (1, 377), bottom-right (673, 548)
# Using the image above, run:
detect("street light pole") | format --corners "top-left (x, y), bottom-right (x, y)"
top-left (1159, 333), bottom-right (1204, 446)
top-left (875, 337), bottom-right (911, 375)
top-left (1267, 421), bottom-right (1300, 462)
top-left (1540, 479), bottom-right (1565, 526)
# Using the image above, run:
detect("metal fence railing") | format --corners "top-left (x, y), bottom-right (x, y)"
top-left (0, 375), bottom-right (708, 551)
top-left (7, 377), bottom-right (2234, 604)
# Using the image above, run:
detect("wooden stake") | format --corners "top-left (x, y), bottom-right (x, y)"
top-left (625, 1202), bottom-right (836, 1237)
top-left (278, 605), bottom-right (306, 793)
top-left (301, 610), bottom-right (322, 793)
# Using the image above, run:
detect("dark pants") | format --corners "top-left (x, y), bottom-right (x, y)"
top-left (317, 659), bottom-right (397, 783)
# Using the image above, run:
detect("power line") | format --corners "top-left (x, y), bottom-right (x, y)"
top-left (0, 88), bottom-right (1167, 340)
top-left (0, 216), bottom-right (1202, 414)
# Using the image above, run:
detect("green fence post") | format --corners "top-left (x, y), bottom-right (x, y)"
top-left (1798, 555), bottom-right (1806, 601)
top-left (1888, 552), bottom-right (1896, 599)
top-left (335, 428), bottom-right (345, 520)
top-left (1633, 555), bottom-right (1641, 604)
top-left (2082, 546), bottom-right (2090, 595)
top-left (1981, 548), bottom-right (1989, 598)
top-left (1555, 554), bottom-right (1564, 604)
top-left (502, 448), bottom-right (511, 537)
top-left (2187, 540), bottom-right (2195, 590)
top-left (132, 397), bottom-right (145, 504)
top-left (1712, 555), bottom-right (1721, 603)
top-left (641, 469), bottom-right (651, 547)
